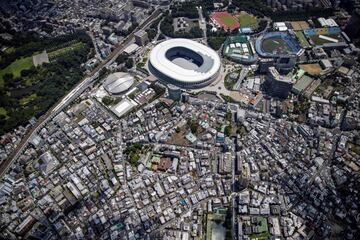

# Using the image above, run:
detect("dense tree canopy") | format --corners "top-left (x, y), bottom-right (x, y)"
top-left (0, 32), bottom-right (93, 135)
top-left (161, 15), bottom-right (203, 39)
top-left (170, 2), bottom-right (199, 19)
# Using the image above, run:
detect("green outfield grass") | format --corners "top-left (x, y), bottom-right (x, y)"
top-left (0, 56), bottom-right (34, 87)
top-left (220, 15), bottom-right (238, 27)
top-left (237, 11), bottom-right (258, 28)
top-left (261, 37), bottom-right (291, 53)
top-left (295, 31), bottom-right (311, 48)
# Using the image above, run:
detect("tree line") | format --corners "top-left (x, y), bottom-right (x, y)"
top-left (161, 14), bottom-right (203, 39)
top-left (0, 32), bottom-right (93, 135)
top-left (231, 0), bottom-right (334, 21)
top-left (0, 31), bottom-right (92, 70)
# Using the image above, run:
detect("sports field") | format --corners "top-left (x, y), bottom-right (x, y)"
top-left (295, 31), bottom-right (311, 48)
top-left (290, 21), bottom-right (309, 31)
top-left (0, 56), bottom-right (33, 87)
top-left (256, 32), bottom-right (301, 57)
top-left (222, 15), bottom-right (237, 26)
top-left (309, 34), bottom-right (343, 45)
top-left (292, 75), bottom-right (314, 94)
top-left (223, 34), bottom-right (257, 64)
top-left (211, 12), bottom-right (240, 31)
top-left (261, 37), bottom-right (291, 55)
top-left (299, 63), bottom-right (323, 76)
top-left (237, 11), bottom-right (258, 28)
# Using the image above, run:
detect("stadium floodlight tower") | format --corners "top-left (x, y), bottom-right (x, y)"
top-left (148, 38), bottom-right (221, 89)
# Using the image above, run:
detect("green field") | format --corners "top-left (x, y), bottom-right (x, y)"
top-left (20, 93), bottom-right (38, 106)
top-left (48, 42), bottom-right (85, 59)
top-left (295, 31), bottom-right (311, 48)
top-left (0, 107), bottom-right (7, 117)
top-left (0, 31), bottom-right (93, 135)
top-left (237, 12), bottom-right (258, 28)
top-left (221, 15), bottom-right (238, 26)
top-left (0, 41), bottom-right (86, 87)
top-left (0, 56), bottom-right (34, 87)
top-left (262, 38), bottom-right (291, 53)
top-left (309, 34), bottom-right (343, 45)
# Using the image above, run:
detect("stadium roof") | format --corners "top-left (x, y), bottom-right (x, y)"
top-left (104, 72), bottom-right (134, 94)
top-left (149, 39), bottom-right (221, 84)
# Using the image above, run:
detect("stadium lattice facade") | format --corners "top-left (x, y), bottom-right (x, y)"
top-left (148, 39), bottom-right (221, 89)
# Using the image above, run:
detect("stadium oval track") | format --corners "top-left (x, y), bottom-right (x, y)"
top-left (148, 38), bottom-right (221, 89)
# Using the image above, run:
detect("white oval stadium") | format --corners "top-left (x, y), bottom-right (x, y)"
top-left (148, 39), bottom-right (221, 88)
top-left (104, 72), bottom-right (134, 95)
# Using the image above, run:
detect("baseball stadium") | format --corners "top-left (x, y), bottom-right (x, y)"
top-left (255, 32), bottom-right (302, 58)
top-left (223, 34), bottom-right (257, 64)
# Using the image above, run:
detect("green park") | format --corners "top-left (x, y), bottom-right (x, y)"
top-left (0, 32), bottom-right (93, 134)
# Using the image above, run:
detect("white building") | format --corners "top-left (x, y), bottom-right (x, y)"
top-left (274, 22), bottom-right (288, 31)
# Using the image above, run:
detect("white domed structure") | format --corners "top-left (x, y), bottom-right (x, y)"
top-left (148, 39), bottom-right (221, 89)
top-left (103, 72), bottom-right (134, 95)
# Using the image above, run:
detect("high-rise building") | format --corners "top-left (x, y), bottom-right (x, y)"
top-left (345, 10), bottom-right (360, 39)
top-left (134, 30), bottom-right (149, 46)
top-left (265, 67), bottom-right (294, 98)
top-left (167, 84), bottom-right (182, 101)
top-left (275, 56), bottom-right (296, 74)
top-left (258, 59), bottom-right (275, 74)
top-left (258, 57), bottom-right (296, 74)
